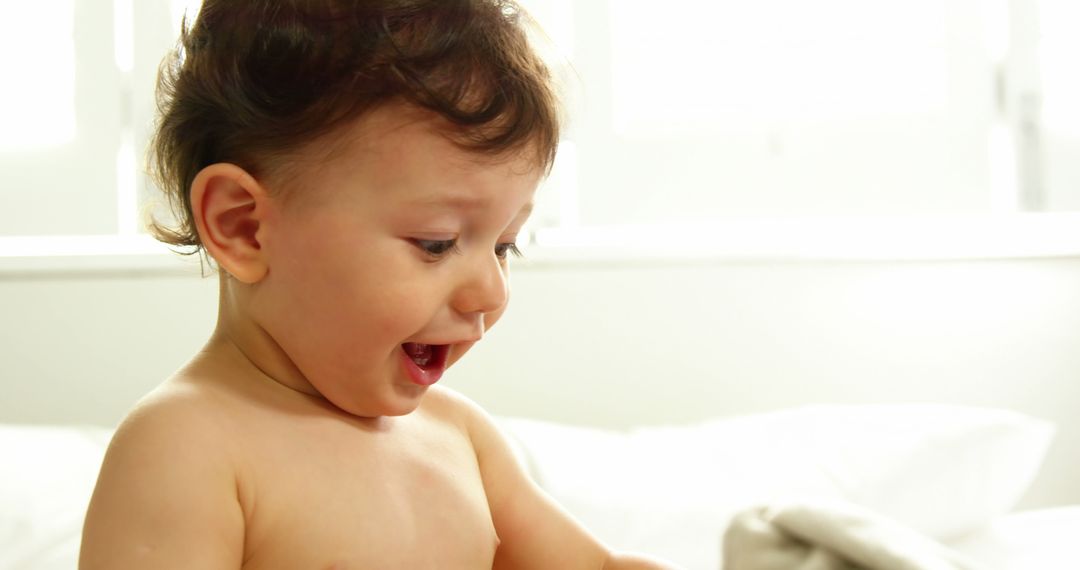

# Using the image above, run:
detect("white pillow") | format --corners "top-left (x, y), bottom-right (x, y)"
top-left (0, 424), bottom-right (112, 570)
top-left (948, 505), bottom-right (1080, 569)
top-left (498, 404), bottom-right (1054, 570)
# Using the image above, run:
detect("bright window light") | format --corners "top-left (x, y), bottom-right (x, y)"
top-left (518, 0), bottom-right (575, 59)
top-left (114, 0), bottom-right (134, 73)
top-left (1039, 0), bottom-right (1080, 137)
top-left (116, 130), bottom-right (137, 235)
top-left (988, 124), bottom-right (1019, 212)
top-left (170, 0), bottom-right (203, 34)
top-left (0, 1), bottom-right (76, 150)
top-left (610, 0), bottom-right (949, 135)
top-left (982, 0), bottom-right (1010, 63)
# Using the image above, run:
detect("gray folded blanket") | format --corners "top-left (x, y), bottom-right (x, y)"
top-left (723, 498), bottom-right (983, 570)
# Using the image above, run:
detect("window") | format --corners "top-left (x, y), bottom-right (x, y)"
top-left (1038, 0), bottom-right (1080, 211)
top-left (575, 0), bottom-right (978, 223)
top-left (0, 2), bottom-right (77, 151)
top-left (519, 0), bottom-right (1080, 257)
top-left (0, 1), bottom-right (121, 236)
top-left (2, 0), bottom-right (1079, 267)
top-left (0, 0), bottom-right (192, 261)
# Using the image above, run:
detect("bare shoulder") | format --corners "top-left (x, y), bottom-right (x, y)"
top-left (80, 380), bottom-right (245, 569)
top-left (102, 379), bottom-right (244, 481)
top-left (419, 384), bottom-right (487, 422)
top-left (116, 379), bottom-right (239, 451)
top-left (418, 385), bottom-right (503, 446)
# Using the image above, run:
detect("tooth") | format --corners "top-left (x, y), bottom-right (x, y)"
top-left (405, 343), bottom-right (433, 367)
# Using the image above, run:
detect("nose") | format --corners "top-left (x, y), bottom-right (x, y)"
top-left (452, 252), bottom-right (509, 319)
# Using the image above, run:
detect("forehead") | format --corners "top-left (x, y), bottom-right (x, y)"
top-left (290, 102), bottom-right (543, 194)
top-left (261, 104), bottom-right (545, 230)
top-left (262, 108), bottom-right (540, 272)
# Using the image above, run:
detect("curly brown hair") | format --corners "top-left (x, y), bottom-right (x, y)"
top-left (149, 0), bottom-right (561, 251)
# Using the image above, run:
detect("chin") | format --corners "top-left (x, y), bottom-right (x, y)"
top-left (378, 397), bottom-right (427, 417)
top-left (335, 384), bottom-right (429, 418)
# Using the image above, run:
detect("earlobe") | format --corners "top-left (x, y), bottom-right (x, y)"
top-left (190, 163), bottom-right (270, 283)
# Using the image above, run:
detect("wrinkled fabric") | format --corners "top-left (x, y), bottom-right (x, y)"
top-left (723, 498), bottom-right (983, 570)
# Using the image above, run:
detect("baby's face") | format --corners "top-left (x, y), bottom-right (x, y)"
top-left (249, 104), bottom-right (540, 417)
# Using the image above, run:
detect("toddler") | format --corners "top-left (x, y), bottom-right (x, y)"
top-left (79, 1), bottom-right (678, 568)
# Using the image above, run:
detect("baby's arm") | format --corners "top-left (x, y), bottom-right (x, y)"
top-left (457, 395), bottom-right (680, 570)
top-left (79, 397), bottom-right (244, 569)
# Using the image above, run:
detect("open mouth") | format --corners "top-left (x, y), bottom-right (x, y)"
top-left (402, 343), bottom-right (446, 368)
top-left (401, 343), bottom-right (450, 385)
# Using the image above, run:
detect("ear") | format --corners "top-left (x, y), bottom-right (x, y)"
top-left (190, 163), bottom-right (270, 283)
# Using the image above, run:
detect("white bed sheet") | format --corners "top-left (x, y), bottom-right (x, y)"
top-left (4, 508), bottom-right (1077, 570)
top-left (2, 421), bottom-right (1077, 570)
top-left (948, 506), bottom-right (1080, 570)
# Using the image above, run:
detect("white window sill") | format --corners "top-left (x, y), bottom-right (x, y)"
top-left (524, 213), bottom-right (1080, 266)
top-left (3, 213), bottom-right (1080, 275)
top-left (0, 234), bottom-right (203, 275)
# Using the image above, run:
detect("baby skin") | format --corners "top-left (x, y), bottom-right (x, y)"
top-left (79, 104), bottom-right (676, 569)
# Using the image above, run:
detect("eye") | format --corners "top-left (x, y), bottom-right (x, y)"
top-left (413, 239), bottom-right (459, 258)
top-left (494, 242), bottom-right (522, 259)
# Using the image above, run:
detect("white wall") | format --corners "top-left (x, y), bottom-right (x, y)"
top-left (2, 256), bottom-right (1078, 510)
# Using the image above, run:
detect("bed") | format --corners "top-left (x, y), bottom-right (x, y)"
top-left (2, 404), bottom-right (1077, 569)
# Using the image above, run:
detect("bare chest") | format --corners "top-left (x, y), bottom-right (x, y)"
top-left (237, 418), bottom-right (497, 570)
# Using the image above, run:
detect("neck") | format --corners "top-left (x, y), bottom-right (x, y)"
top-left (206, 273), bottom-right (324, 401)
